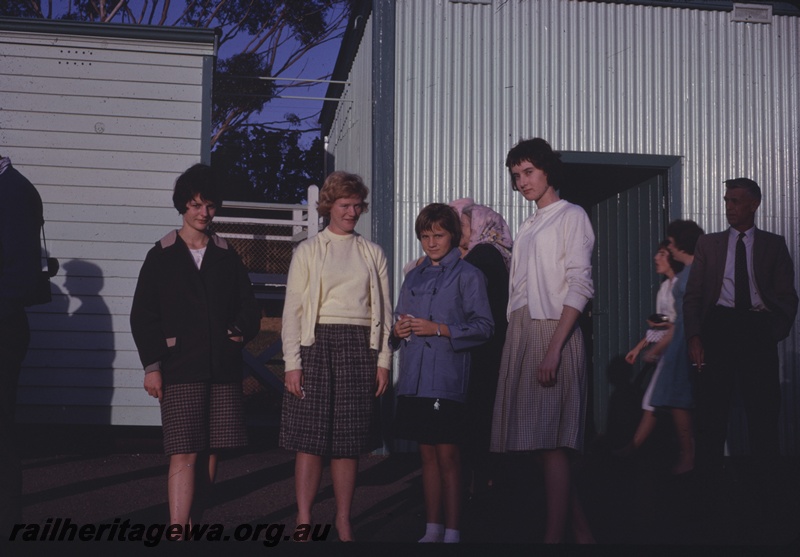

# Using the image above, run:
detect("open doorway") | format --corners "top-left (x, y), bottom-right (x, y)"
top-left (559, 153), bottom-right (682, 436)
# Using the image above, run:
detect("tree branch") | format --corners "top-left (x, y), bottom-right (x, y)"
top-left (25, 0), bottom-right (44, 17)
top-left (156, 0), bottom-right (170, 26)
top-left (104, 0), bottom-right (126, 22)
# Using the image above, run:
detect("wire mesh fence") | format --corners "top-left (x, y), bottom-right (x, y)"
top-left (207, 189), bottom-right (320, 407)
top-left (209, 221), bottom-right (296, 276)
top-left (210, 187), bottom-right (320, 285)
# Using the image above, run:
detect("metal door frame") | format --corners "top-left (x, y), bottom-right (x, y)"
top-left (561, 152), bottom-right (682, 436)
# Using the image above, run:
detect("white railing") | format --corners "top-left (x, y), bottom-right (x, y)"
top-left (213, 185), bottom-right (319, 241)
top-left (211, 186), bottom-right (320, 296)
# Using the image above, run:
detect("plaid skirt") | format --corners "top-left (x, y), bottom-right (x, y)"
top-left (161, 382), bottom-right (248, 456)
top-left (280, 324), bottom-right (380, 458)
top-left (490, 306), bottom-right (587, 453)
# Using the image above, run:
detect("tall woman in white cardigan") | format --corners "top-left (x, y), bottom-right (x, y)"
top-left (280, 171), bottom-right (392, 541)
top-left (490, 138), bottom-right (595, 543)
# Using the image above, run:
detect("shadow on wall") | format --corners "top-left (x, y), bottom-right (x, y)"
top-left (20, 259), bottom-right (114, 425)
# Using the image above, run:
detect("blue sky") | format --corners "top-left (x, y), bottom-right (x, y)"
top-left (36, 1), bottom-right (345, 144)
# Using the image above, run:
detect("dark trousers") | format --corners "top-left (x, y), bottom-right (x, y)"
top-left (695, 306), bottom-right (781, 478)
top-left (0, 305), bottom-right (30, 534)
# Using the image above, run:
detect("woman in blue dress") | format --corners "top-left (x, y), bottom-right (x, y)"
top-left (650, 219), bottom-right (704, 475)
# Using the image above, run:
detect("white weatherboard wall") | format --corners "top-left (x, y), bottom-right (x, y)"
top-left (0, 20), bottom-right (215, 425)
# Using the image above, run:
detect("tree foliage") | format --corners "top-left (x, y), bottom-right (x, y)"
top-left (211, 128), bottom-right (324, 204)
top-left (2, 0), bottom-right (350, 202)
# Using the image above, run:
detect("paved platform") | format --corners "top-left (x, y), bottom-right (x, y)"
top-left (6, 423), bottom-right (800, 554)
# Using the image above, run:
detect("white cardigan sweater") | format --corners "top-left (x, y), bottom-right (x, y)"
top-left (281, 229), bottom-right (393, 371)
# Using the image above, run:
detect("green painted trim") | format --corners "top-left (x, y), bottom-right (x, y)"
top-left (561, 151), bottom-right (683, 218)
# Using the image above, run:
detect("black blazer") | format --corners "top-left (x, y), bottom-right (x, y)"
top-left (130, 231), bottom-right (260, 385)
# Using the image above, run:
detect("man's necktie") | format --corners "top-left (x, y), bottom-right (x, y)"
top-left (735, 232), bottom-right (752, 310)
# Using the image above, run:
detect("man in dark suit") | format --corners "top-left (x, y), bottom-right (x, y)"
top-left (684, 178), bottom-right (798, 480)
top-left (0, 155), bottom-right (44, 534)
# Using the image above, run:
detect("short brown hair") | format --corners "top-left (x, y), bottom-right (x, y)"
top-left (317, 171), bottom-right (369, 217)
top-left (414, 203), bottom-right (462, 250)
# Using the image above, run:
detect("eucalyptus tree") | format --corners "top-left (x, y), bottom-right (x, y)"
top-left (2, 0), bottom-right (351, 201)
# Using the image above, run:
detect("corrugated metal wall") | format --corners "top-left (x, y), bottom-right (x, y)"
top-left (327, 0), bottom-right (800, 452)
top-left (327, 15), bottom-right (375, 236)
top-left (392, 0), bottom-right (800, 452)
top-left (395, 0), bottom-right (799, 240)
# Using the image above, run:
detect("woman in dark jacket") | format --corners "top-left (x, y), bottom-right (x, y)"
top-left (130, 164), bottom-right (260, 531)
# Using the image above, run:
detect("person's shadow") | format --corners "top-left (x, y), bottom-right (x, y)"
top-left (18, 258), bottom-right (112, 455)
top-left (60, 259), bottom-right (114, 427)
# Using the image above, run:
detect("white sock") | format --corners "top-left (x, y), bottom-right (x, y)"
top-left (443, 528), bottom-right (460, 543)
top-left (418, 523), bottom-right (444, 543)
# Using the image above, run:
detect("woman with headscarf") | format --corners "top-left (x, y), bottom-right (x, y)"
top-left (448, 198), bottom-right (512, 497)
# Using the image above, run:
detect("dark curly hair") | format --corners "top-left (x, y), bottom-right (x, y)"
top-left (666, 220), bottom-right (704, 255)
top-left (658, 239), bottom-right (684, 275)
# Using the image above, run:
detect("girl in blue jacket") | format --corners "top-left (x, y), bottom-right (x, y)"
top-left (391, 203), bottom-right (493, 543)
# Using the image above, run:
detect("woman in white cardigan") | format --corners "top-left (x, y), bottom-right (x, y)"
top-left (490, 138), bottom-right (595, 544)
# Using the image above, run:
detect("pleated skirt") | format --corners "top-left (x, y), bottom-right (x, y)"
top-left (490, 306), bottom-right (587, 453)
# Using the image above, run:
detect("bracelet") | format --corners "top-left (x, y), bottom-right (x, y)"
top-left (436, 323), bottom-right (441, 337)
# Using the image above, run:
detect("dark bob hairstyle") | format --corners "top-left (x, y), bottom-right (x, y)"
top-left (666, 219), bottom-right (704, 256)
top-left (172, 164), bottom-right (224, 214)
top-left (658, 239), bottom-right (684, 275)
top-left (505, 137), bottom-right (565, 191)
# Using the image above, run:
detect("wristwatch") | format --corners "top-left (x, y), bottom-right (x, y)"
top-left (436, 323), bottom-right (441, 337)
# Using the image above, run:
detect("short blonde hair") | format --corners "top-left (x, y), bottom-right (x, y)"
top-left (318, 171), bottom-right (369, 217)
